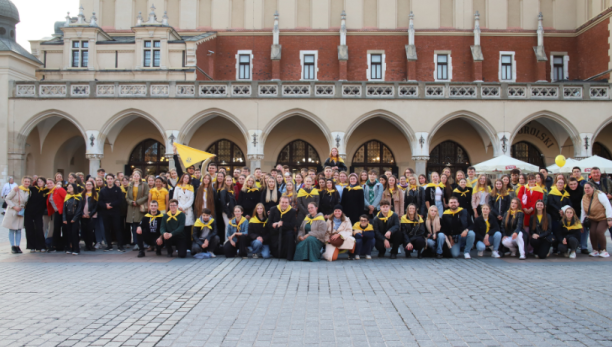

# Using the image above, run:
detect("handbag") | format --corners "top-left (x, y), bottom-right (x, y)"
top-left (583, 195), bottom-right (593, 229)
top-left (17, 190), bottom-right (25, 216)
top-left (140, 203), bottom-right (148, 213)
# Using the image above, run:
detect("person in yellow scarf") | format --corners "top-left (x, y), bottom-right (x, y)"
top-left (324, 147), bottom-right (347, 171)
top-left (296, 176), bottom-right (319, 225)
top-left (558, 207), bottom-right (582, 259)
top-left (401, 204), bottom-right (426, 258)
top-left (268, 196), bottom-right (298, 260)
top-left (223, 206), bottom-right (250, 258)
top-left (135, 200), bottom-right (164, 257)
top-left (373, 200), bottom-right (401, 259)
top-left (352, 214), bottom-right (375, 260)
top-left (160, 199), bottom-right (187, 258)
top-left (571, 166), bottom-right (586, 187)
top-left (63, 183), bottom-right (83, 255)
top-left (442, 197), bottom-right (475, 259)
top-left (3, 176), bottom-right (32, 254)
top-left (294, 202), bottom-right (327, 262)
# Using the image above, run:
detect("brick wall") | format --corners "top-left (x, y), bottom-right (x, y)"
top-left (576, 18), bottom-right (611, 80)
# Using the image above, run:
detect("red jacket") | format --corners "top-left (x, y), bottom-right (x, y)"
top-left (517, 185), bottom-right (544, 226)
top-left (46, 187), bottom-right (67, 216)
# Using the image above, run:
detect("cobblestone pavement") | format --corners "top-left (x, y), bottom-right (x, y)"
top-left (1, 225), bottom-right (612, 347)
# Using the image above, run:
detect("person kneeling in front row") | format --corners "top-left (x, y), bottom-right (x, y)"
top-left (442, 197), bottom-right (475, 259)
top-left (473, 204), bottom-right (502, 258)
top-left (373, 200), bottom-right (401, 259)
top-left (352, 215), bottom-right (375, 260)
top-left (136, 200), bottom-right (163, 257)
top-left (191, 208), bottom-right (220, 258)
top-left (558, 207), bottom-right (582, 259)
top-left (160, 199), bottom-right (187, 258)
top-left (401, 203), bottom-right (426, 259)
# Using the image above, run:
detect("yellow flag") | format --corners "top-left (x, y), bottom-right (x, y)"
top-left (174, 143), bottom-right (216, 168)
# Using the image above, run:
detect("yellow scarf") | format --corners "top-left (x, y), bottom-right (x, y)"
top-left (472, 185), bottom-right (491, 194)
top-left (527, 185), bottom-right (545, 194)
top-left (400, 215), bottom-right (424, 224)
top-left (564, 221), bottom-right (583, 230)
top-left (485, 218), bottom-right (490, 233)
top-left (119, 185), bottom-right (126, 194)
top-left (425, 183), bottom-right (445, 189)
top-left (329, 156), bottom-right (344, 163)
top-left (35, 186), bottom-right (46, 193)
top-left (409, 185), bottom-right (418, 191)
top-left (495, 193), bottom-right (508, 202)
top-left (576, 176), bottom-right (584, 182)
top-left (353, 222), bottom-right (374, 232)
top-left (178, 184), bottom-right (194, 192)
top-left (283, 192), bottom-right (294, 198)
top-left (45, 187), bottom-right (56, 197)
top-left (515, 183), bottom-right (524, 194)
top-left (166, 210), bottom-right (182, 222)
top-left (453, 188), bottom-right (469, 197)
top-left (229, 217), bottom-right (246, 231)
top-left (194, 217), bottom-right (214, 229)
top-left (325, 189), bottom-right (336, 195)
top-left (467, 177), bottom-right (478, 187)
top-left (377, 210), bottom-right (394, 223)
top-left (549, 187), bottom-right (570, 202)
top-left (249, 216), bottom-right (267, 227)
top-left (18, 185), bottom-right (29, 193)
top-left (443, 207), bottom-right (464, 216)
top-left (145, 212), bottom-right (163, 223)
top-left (277, 205), bottom-right (292, 217)
top-left (64, 194), bottom-right (81, 202)
top-left (347, 185), bottom-right (363, 191)
top-left (337, 182), bottom-right (348, 188)
top-left (304, 214), bottom-right (325, 224)
top-left (297, 188), bottom-right (319, 198)
top-left (246, 187), bottom-right (259, 193)
top-left (85, 192), bottom-right (98, 201)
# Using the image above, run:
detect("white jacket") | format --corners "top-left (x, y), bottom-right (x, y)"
top-left (173, 186), bottom-right (195, 226)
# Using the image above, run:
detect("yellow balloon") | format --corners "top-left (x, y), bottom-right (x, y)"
top-left (555, 155), bottom-right (566, 167)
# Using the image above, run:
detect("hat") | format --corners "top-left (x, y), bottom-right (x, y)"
top-left (333, 204), bottom-right (343, 211)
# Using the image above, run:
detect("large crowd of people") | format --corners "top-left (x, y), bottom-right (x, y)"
top-left (2, 146), bottom-right (612, 262)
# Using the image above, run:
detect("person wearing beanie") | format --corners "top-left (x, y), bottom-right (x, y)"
top-left (323, 205), bottom-right (355, 261)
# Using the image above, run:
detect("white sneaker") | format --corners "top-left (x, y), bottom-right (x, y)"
top-left (477, 251), bottom-right (484, 257)
top-left (210, 253), bottom-right (216, 258)
top-left (355, 255), bottom-right (360, 260)
top-left (510, 252), bottom-right (516, 257)
top-left (72, 252), bottom-right (78, 256)
top-left (65, 251), bottom-right (71, 254)
top-left (94, 242), bottom-right (101, 249)
top-left (519, 255), bottom-right (526, 260)
top-left (464, 253), bottom-right (471, 259)
top-left (599, 251), bottom-right (610, 258)
top-left (535, 255), bottom-right (539, 259)
top-left (492, 251), bottom-right (500, 258)
top-left (366, 255), bottom-right (372, 260)
top-left (569, 251), bottom-right (576, 259)
top-left (590, 251), bottom-right (600, 257)
top-left (133, 244), bottom-right (139, 251)
top-left (252, 254), bottom-right (258, 259)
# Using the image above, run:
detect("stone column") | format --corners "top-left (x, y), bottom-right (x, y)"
top-left (7, 152), bottom-right (25, 181)
top-left (248, 155), bottom-right (264, 174)
top-left (412, 156), bottom-right (429, 177)
top-left (271, 11), bottom-right (282, 81)
top-left (405, 12), bottom-right (417, 81)
top-left (577, 133), bottom-right (594, 159)
top-left (166, 154), bottom-right (175, 171)
top-left (86, 154), bottom-right (103, 176)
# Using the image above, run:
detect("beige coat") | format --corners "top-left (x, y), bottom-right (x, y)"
top-left (323, 217), bottom-right (356, 261)
top-left (126, 182), bottom-right (150, 223)
top-left (2, 188), bottom-right (30, 230)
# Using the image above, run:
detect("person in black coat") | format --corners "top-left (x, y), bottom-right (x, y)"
top-left (547, 179), bottom-right (571, 254)
top-left (472, 204), bottom-right (503, 257)
top-left (219, 175), bottom-right (237, 224)
top-left (489, 179), bottom-right (510, 222)
top-left (63, 183), bottom-right (84, 255)
top-left (404, 175), bottom-right (422, 215)
top-left (247, 203), bottom-right (270, 258)
top-left (451, 179), bottom-right (472, 218)
top-left (261, 178), bottom-right (281, 214)
top-left (341, 174), bottom-right (364, 226)
top-left (400, 203), bottom-right (426, 258)
top-left (135, 200), bottom-right (164, 257)
top-left (24, 177), bottom-right (48, 252)
top-left (191, 207), bottom-right (219, 257)
top-left (319, 179), bottom-right (340, 218)
top-left (80, 180), bottom-right (98, 251)
top-left (529, 200), bottom-right (553, 259)
top-left (441, 197), bottom-right (474, 259)
top-left (237, 176), bottom-right (260, 219)
top-left (500, 198), bottom-right (527, 259)
top-left (98, 174), bottom-right (126, 251)
top-left (268, 196), bottom-right (297, 260)
top-left (557, 207), bottom-right (582, 258)
top-left (373, 200), bottom-right (401, 258)
top-left (323, 147), bottom-right (347, 171)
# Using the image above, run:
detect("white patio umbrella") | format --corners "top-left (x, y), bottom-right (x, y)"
top-left (473, 155), bottom-right (539, 173)
top-left (546, 157), bottom-right (582, 173)
top-left (575, 155), bottom-right (612, 173)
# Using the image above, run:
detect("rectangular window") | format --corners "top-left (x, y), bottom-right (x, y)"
top-left (71, 40), bottom-right (88, 68)
top-left (370, 54), bottom-right (382, 80)
top-left (239, 54), bottom-right (250, 79)
top-left (553, 56), bottom-right (564, 81)
top-left (501, 55), bottom-right (513, 80)
top-left (303, 54), bottom-right (315, 80)
top-left (437, 54), bottom-right (448, 80)
top-left (143, 40), bottom-right (161, 67)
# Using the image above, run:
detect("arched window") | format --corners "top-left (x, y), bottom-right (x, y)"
top-left (511, 141), bottom-right (545, 168)
top-left (206, 139), bottom-right (245, 174)
top-left (428, 140), bottom-right (470, 175)
top-left (128, 139), bottom-right (168, 176)
top-left (351, 140), bottom-right (397, 175)
top-left (276, 140), bottom-right (321, 172)
top-left (593, 142), bottom-right (612, 160)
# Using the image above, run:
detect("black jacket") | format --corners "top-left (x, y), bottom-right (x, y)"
top-left (341, 187), bottom-right (364, 225)
top-left (267, 206), bottom-right (297, 241)
top-left (558, 220), bottom-right (582, 240)
top-left (192, 218), bottom-right (217, 246)
top-left (488, 194), bottom-right (510, 220)
top-left (547, 189), bottom-right (571, 221)
top-left (500, 211), bottom-right (524, 237)
top-left (139, 211), bottom-right (163, 235)
top-left (451, 187), bottom-right (472, 214)
top-left (404, 187), bottom-right (422, 215)
top-left (400, 218), bottom-right (426, 244)
top-left (567, 185), bottom-right (584, 212)
top-left (261, 189), bottom-right (281, 213)
top-left (81, 194), bottom-right (98, 218)
top-left (62, 197), bottom-right (83, 222)
top-left (372, 211), bottom-right (400, 241)
top-left (441, 208), bottom-right (470, 237)
top-left (424, 186), bottom-right (439, 206)
top-left (473, 215), bottom-right (501, 242)
top-left (237, 188), bottom-right (261, 217)
top-left (98, 185), bottom-right (124, 215)
top-left (247, 217), bottom-right (268, 242)
top-left (25, 187), bottom-right (48, 217)
top-left (529, 213), bottom-right (553, 238)
top-left (219, 188), bottom-right (237, 216)
top-left (319, 189), bottom-right (340, 216)
top-left (323, 158), bottom-right (347, 171)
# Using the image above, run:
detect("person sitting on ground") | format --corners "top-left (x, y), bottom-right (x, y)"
top-left (441, 196), bottom-right (475, 259)
top-left (294, 202), bottom-right (327, 262)
top-left (473, 204), bottom-right (502, 258)
top-left (136, 200), bottom-right (163, 257)
top-left (401, 203), bottom-right (426, 259)
top-left (323, 205), bottom-right (354, 261)
top-left (191, 208), bottom-right (220, 258)
top-left (160, 199), bottom-right (187, 258)
top-left (373, 199), bottom-right (401, 259)
top-left (351, 215), bottom-right (375, 260)
top-left (558, 207), bottom-right (582, 259)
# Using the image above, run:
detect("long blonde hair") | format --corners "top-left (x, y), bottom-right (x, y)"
top-left (265, 177), bottom-right (278, 203)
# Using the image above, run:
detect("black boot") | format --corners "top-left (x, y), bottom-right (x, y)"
top-left (11, 246), bottom-right (17, 254)
top-left (417, 250), bottom-right (423, 259)
top-left (137, 250), bottom-right (145, 258)
top-left (390, 253), bottom-right (397, 259)
top-left (405, 251), bottom-right (411, 258)
top-left (16, 247), bottom-right (22, 254)
top-left (156, 248), bottom-right (162, 256)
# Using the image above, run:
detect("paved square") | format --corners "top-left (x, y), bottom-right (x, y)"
top-left (1, 226), bottom-right (611, 347)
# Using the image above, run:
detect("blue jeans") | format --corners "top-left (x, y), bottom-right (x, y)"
top-left (9, 229), bottom-right (21, 247)
top-left (435, 200), bottom-right (444, 217)
top-left (451, 230), bottom-right (476, 258)
top-left (94, 217), bottom-right (106, 244)
top-left (250, 239), bottom-right (271, 258)
top-left (354, 232), bottom-right (376, 256)
top-left (427, 232), bottom-right (446, 255)
top-left (483, 231), bottom-right (502, 251)
top-left (581, 228), bottom-right (590, 251)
